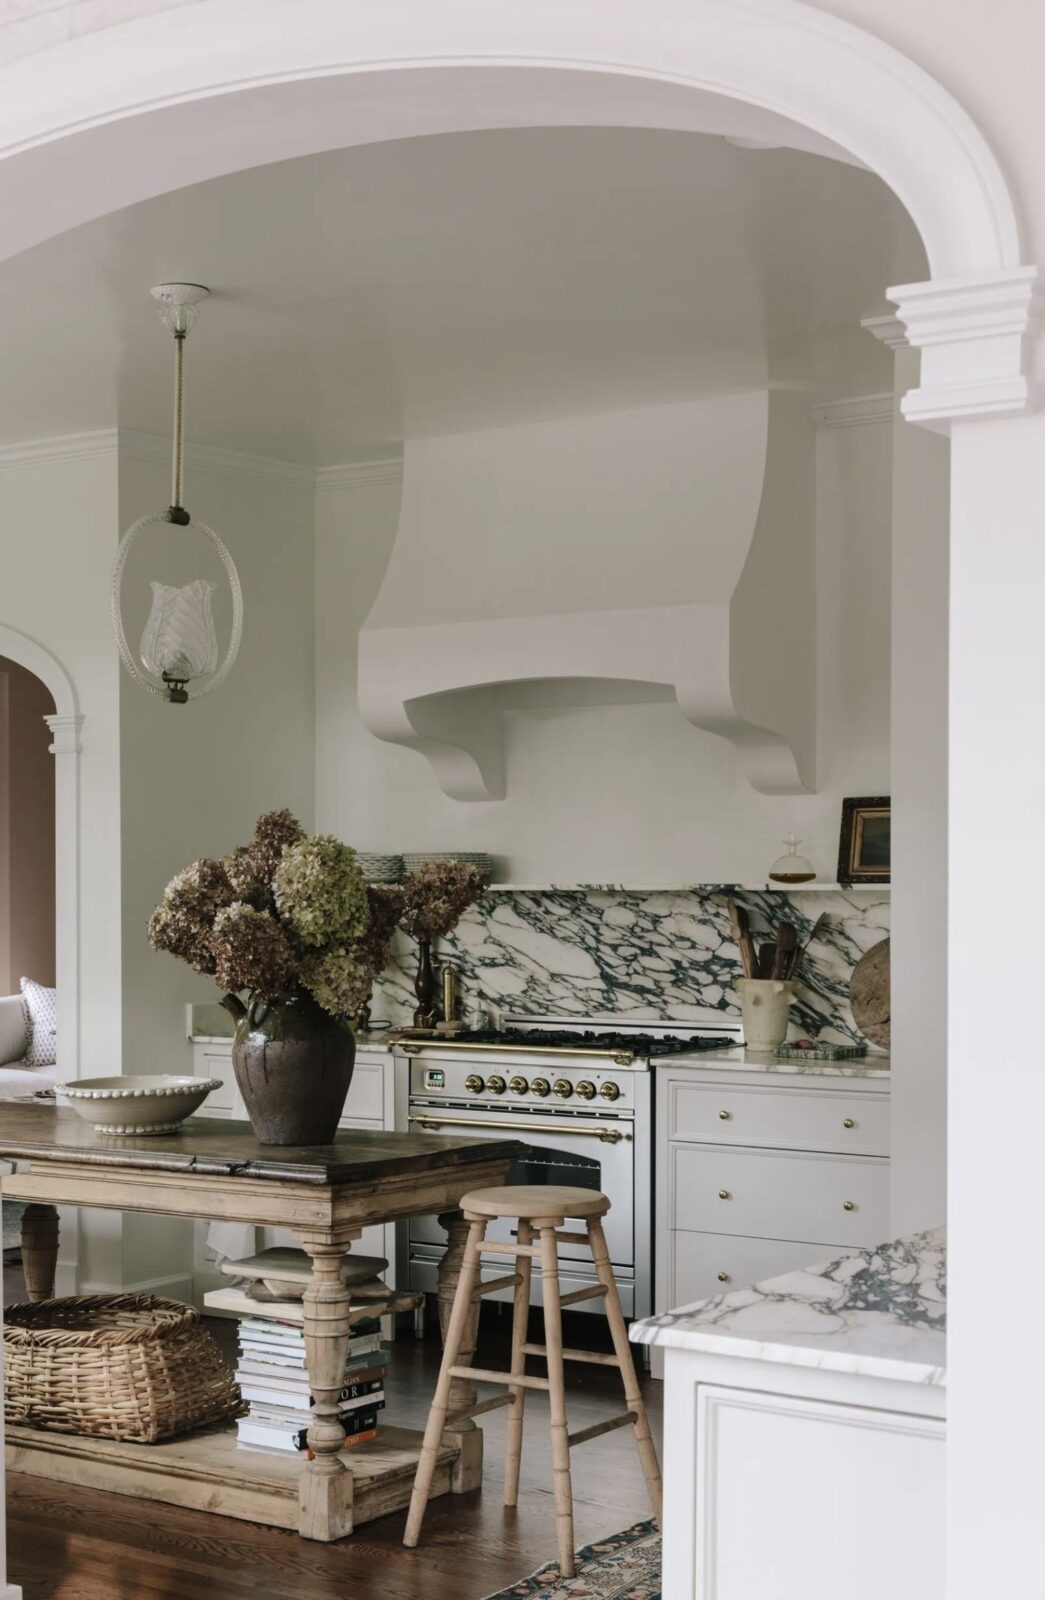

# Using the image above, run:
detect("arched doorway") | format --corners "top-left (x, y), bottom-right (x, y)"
top-left (0, 627), bottom-right (80, 1084)
top-left (0, 5), bottom-right (1033, 1595)
top-left (0, 656), bottom-right (56, 1001)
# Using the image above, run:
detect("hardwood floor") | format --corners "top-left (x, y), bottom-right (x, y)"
top-left (5, 1303), bottom-right (662, 1600)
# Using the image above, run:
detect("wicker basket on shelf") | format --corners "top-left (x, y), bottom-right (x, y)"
top-left (4, 1293), bottom-right (243, 1444)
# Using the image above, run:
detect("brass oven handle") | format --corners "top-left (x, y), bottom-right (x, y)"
top-left (408, 1113), bottom-right (630, 1144)
top-left (395, 1039), bottom-right (636, 1065)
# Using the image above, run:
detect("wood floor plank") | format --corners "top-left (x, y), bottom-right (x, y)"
top-left (7, 1307), bottom-right (662, 1600)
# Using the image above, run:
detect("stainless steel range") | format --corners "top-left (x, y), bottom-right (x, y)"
top-left (394, 1014), bottom-right (741, 1322)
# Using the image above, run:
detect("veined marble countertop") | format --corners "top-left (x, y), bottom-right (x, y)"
top-left (661, 1044), bottom-right (890, 1078)
top-left (631, 1228), bottom-right (945, 1386)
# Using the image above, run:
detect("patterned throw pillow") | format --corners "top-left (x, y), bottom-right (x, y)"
top-left (20, 979), bottom-right (57, 1067)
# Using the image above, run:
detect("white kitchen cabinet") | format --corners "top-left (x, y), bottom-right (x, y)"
top-left (655, 1055), bottom-right (890, 1355)
top-left (189, 1038), bottom-right (398, 1307)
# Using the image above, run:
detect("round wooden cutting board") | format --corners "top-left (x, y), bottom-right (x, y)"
top-left (850, 937), bottom-right (890, 1048)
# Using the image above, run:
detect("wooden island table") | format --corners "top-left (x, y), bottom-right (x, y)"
top-left (0, 1105), bottom-right (522, 1542)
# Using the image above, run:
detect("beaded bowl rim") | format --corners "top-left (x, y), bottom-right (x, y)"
top-left (59, 1076), bottom-right (223, 1101)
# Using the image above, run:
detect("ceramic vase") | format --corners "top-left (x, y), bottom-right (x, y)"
top-left (223, 989), bottom-right (355, 1145)
top-left (735, 978), bottom-right (795, 1051)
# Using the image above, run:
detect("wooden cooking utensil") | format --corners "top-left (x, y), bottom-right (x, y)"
top-left (790, 911), bottom-right (826, 981)
top-left (771, 922), bottom-right (798, 980)
top-left (727, 898), bottom-right (759, 980)
top-left (759, 942), bottom-right (778, 979)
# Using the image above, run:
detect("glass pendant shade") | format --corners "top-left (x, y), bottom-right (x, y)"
top-left (140, 579), bottom-right (219, 685)
top-left (768, 832), bottom-right (817, 884)
top-left (110, 284), bottom-right (243, 703)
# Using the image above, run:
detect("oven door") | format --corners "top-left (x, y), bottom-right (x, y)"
top-left (407, 1108), bottom-right (634, 1269)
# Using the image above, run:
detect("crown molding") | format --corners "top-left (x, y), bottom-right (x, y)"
top-left (118, 428), bottom-right (316, 489)
top-left (888, 267), bottom-right (1040, 433)
top-left (0, 429), bottom-right (117, 471)
top-left (861, 314), bottom-right (908, 350)
top-left (809, 392), bottom-right (894, 430)
top-left (0, 427), bottom-right (404, 489)
top-left (315, 459), bottom-right (403, 492)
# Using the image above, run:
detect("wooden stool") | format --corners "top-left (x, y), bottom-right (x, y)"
top-left (403, 1185), bottom-right (661, 1578)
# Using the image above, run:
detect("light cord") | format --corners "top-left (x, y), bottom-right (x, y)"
top-left (171, 330), bottom-right (186, 513)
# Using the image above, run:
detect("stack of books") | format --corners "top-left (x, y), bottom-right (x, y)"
top-left (233, 1307), bottom-right (387, 1456)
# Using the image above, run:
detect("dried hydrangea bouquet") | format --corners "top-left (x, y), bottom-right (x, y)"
top-left (148, 810), bottom-right (403, 1144)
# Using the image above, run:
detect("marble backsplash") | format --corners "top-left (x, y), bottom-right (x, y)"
top-left (372, 886), bottom-right (890, 1047)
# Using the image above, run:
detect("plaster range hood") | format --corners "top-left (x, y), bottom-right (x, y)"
top-left (358, 390), bottom-right (816, 801)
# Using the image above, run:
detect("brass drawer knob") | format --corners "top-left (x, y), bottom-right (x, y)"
top-left (718, 1189), bottom-right (731, 1200)
top-left (717, 1271), bottom-right (730, 1283)
top-left (843, 1118), bottom-right (855, 1129)
top-left (843, 1200), bottom-right (856, 1211)
top-left (719, 1110), bottom-right (732, 1120)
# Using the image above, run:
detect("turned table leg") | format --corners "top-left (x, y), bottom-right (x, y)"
top-left (20, 1204), bottom-right (59, 1302)
top-left (437, 1209), bottom-right (484, 1493)
top-left (296, 1227), bottom-right (360, 1541)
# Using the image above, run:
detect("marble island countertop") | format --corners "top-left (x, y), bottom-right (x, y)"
top-left (665, 1044), bottom-right (889, 1078)
top-left (631, 1227), bottom-right (945, 1386)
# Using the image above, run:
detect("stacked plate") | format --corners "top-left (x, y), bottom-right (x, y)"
top-left (402, 852), bottom-right (495, 880)
top-left (356, 853), bottom-right (404, 883)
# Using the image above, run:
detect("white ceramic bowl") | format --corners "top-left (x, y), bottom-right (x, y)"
top-left (59, 1075), bottom-right (222, 1135)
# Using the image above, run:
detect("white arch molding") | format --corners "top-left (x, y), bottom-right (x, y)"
top-left (0, 625), bottom-right (80, 1084)
top-left (0, 0), bottom-right (1033, 428)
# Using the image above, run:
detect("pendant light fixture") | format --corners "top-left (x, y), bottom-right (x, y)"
top-left (110, 283), bottom-right (243, 703)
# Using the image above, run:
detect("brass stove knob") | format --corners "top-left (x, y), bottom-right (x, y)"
top-left (486, 1075), bottom-right (507, 1095)
top-left (531, 1077), bottom-right (551, 1098)
top-left (464, 1074), bottom-right (485, 1094)
top-left (509, 1076), bottom-right (529, 1095)
top-left (599, 1081), bottom-right (621, 1101)
top-left (553, 1079), bottom-right (573, 1099)
top-left (575, 1080), bottom-right (596, 1100)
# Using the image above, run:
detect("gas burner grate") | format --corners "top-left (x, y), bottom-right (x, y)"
top-left (427, 1029), bottom-right (729, 1056)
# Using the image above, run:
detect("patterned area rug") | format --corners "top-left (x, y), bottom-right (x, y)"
top-left (483, 1520), bottom-right (660, 1600)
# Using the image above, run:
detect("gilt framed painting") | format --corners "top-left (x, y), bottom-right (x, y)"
top-left (837, 796), bottom-right (891, 885)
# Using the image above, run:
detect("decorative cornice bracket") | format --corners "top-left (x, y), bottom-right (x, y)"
top-left (44, 713), bottom-right (84, 756)
top-left (883, 267), bottom-right (1040, 433)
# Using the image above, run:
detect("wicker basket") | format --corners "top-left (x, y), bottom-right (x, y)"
top-left (4, 1294), bottom-right (244, 1444)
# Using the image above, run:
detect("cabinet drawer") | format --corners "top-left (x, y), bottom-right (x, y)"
top-left (672, 1144), bottom-right (889, 1249)
top-left (195, 1047), bottom-right (235, 1112)
top-left (343, 1059), bottom-right (386, 1123)
top-left (667, 1079), bottom-right (889, 1156)
top-left (668, 1230), bottom-right (835, 1311)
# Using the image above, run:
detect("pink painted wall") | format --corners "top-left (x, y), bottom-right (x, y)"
top-left (0, 655), bottom-right (56, 992)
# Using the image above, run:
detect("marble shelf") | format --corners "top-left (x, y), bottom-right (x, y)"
top-left (481, 882), bottom-right (891, 894)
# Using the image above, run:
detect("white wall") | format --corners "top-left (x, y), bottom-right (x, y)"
top-left (889, 350), bottom-right (949, 1237)
top-left (118, 445), bottom-right (316, 1075)
top-left (316, 416), bottom-right (891, 887)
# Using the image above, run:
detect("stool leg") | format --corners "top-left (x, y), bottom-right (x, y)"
top-left (403, 1216), bottom-right (487, 1548)
top-left (587, 1217), bottom-right (662, 1521)
top-left (504, 1218), bottom-right (533, 1506)
top-left (539, 1222), bottom-right (576, 1579)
